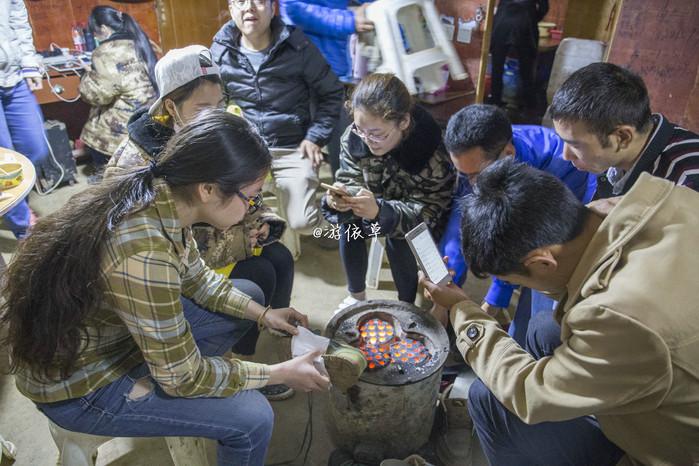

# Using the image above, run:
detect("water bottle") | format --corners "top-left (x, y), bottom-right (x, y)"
top-left (83, 25), bottom-right (96, 52)
top-left (72, 24), bottom-right (86, 52)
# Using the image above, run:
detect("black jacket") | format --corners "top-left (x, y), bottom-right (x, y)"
top-left (211, 17), bottom-right (343, 148)
top-left (127, 109), bottom-right (174, 158)
top-left (492, 0), bottom-right (549, 50)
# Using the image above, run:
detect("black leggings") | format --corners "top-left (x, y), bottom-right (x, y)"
top-left (339, 223), bottom-right (419, 303)
top-left (86, 146), bottom-right (110, 168)
top-left (229, 241), bottom-right (294, 308)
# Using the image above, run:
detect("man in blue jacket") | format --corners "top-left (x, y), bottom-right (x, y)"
top-left (279, 0), bottom-right (373, 81)
top-left (438, 104), bottom-right (596, 343)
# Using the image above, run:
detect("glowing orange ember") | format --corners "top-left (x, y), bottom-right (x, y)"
top-left (357, 318), bottom-right (430, 370)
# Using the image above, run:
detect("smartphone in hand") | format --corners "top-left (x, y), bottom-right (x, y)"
top-left (320, 182), bottom-right (351, 197)
top-left (406, 222), bottom-right (451, 286)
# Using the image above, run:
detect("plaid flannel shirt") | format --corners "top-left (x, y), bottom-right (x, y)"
top-left (15, 181), bottom-right (270, 403)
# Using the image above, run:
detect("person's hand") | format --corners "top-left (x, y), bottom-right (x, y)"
top-left (346, 188), bottom-right (379, 219)
top-left (262, 307), bottom-right (309, 335)
top-left (429, 303), bottom-right (449, 327)
top-left (481, 302), bottom-right (505, 317)
top-left (586, 196), bottom-right (622, 217)
top-left (299, 139), bottom-right (324, 169)
top-left (268, 351), bottom-right (330, 392)
top-left (326, 183), bottom-right (353, 212)
top-left (353, 4), bottom-right (374, 32)
top-left (248, 228), bottom-right (259, 249)
top-left (26, 76), bottom-right (43, 91)
top-left (419, 270), bottom-right (471, 310)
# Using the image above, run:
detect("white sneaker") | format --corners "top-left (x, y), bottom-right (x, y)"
top-left (333, 295), bottom-right (360, 315)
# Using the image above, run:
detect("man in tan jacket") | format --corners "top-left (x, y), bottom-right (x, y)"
top-left (421, 158), bottom-right (699, 465)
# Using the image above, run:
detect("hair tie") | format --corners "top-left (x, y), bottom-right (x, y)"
top-left (149, 160), bottom-right (162, 178)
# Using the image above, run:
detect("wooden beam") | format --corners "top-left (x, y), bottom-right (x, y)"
top-left (476, 0), bottom-right (496, 103)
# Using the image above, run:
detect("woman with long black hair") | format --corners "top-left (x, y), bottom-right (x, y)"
top-left (79, 6), bottom-right (158, 182)
top-left (1, 110), bottom-right (329, 466)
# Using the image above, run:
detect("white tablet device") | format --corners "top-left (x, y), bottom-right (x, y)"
top-left (405, 222), bottom-right (451, 286)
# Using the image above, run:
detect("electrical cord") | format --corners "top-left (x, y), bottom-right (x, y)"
top-left (41, 42), bottom-right (88, 103)
top-left (43, 66), bottom-right (83, 103)
top-left (33, 125), bottom-right (66, 196)
top-left (31, 42), bottom-right (86, 194)
top-left (266, 392), bottom-right (314, 466)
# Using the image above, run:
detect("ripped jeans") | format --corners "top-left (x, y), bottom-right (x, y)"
top-left (36, 292), bottom-right (273, 466)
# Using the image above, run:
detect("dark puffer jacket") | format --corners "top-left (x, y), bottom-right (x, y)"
top-left (322, 106), bottom-right (456, 240)
top-left (211, 17), bottom-right (343, 148)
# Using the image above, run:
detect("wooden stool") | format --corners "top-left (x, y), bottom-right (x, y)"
top-left (48, 420), bottom-right (209, 466)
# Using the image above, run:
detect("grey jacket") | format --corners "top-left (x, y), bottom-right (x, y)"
top-left (211, 17), bottom-right (343, 148)
top-left (0, 0), bottom-right (43, 88)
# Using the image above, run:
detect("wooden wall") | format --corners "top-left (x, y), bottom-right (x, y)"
top-left (563, 0), bottom-right (619, 43)
top-left (607, 0), bottom-right (699, 129)
top-left (542, 0), bottom-right (568, 29)
top-left (155, 0), bottom-right (230, 51)
top-left (26, 0), bottom-right (160, 51)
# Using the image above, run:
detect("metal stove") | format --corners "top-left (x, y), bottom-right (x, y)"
top-left (325, 300), bottom-right (449, 463)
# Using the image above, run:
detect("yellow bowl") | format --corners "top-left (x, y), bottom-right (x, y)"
top-left (0, 163), bottom-right (23, 190)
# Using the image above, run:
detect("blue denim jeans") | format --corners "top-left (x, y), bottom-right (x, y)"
top-left (467, 311), bottom-right (625, 466)
top-left (0, 80), bottom-right (49, 238)
top-left (36, 280), bottom-right (273, 466)
top-left (508, 287), bottom-right (557, 345)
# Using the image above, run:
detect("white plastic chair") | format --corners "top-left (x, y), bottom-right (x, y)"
top-left (48, 419), bottom-right (209, 466)
top-left (542, 38), bottom-right (606, 127)
top-left (366, 0), bottom-right (467, 94)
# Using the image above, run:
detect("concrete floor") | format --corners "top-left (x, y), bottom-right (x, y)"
top-left (0, 165), bottom-right (491, 466)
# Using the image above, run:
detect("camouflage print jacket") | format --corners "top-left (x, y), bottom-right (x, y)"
top-left (105, 110), bottom-right (286, 268)
top-left (322, 105), bottom-right (456, 240)
top-left (80, 34), bottom-right (157, 156)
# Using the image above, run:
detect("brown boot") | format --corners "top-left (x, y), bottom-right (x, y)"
top-left (323, 340), bottom-right (367, 391)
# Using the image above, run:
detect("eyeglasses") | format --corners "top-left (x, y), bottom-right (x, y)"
top-left (236, 191), bottom-right (263, 213)
top-left (351, 123), bottom-right (394, 144)
top-left (230, 0), bottom-right (268, 10)
top-left (465, 152), bottom-right (505, 186)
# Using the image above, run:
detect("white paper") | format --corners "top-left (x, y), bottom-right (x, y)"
top-left (291, 326), bottom-right (330, 375)
top-left (457, 19), bottom-right (477, 44)
top-left (440, 14), bottom-right (455, 40)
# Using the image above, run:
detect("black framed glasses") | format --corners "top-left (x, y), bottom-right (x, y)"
top-left (237, 191), bottom-right (263, 213)
top-left (230, 0), bottom-right (268, 9)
